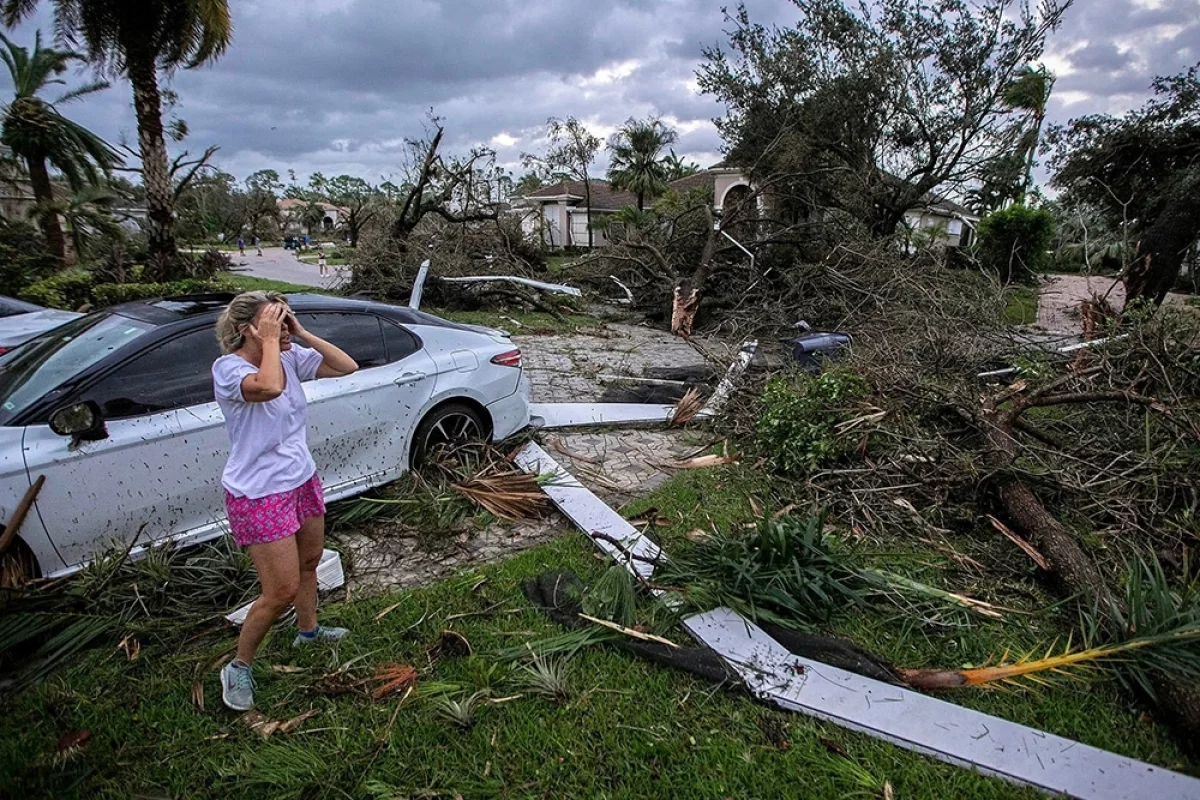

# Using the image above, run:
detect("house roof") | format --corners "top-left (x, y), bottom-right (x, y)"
top-left (666, 171), bottom-right (719, 194)
top-left (521, 179), bottom-right (637, 211)
top-left (277, 198), bottom-right (347, 213)
top-left (921, 192), bottom-right (974, 218)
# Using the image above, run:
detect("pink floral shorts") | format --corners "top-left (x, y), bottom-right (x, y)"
top-left (225, 473), bottom-right (326, 547)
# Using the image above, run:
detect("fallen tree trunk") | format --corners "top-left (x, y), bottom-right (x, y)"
top-left (978, 390), bottom-right (1200, 744)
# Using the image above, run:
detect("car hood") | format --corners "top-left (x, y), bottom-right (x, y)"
top-left (0, 309), bottom-right (84, 347)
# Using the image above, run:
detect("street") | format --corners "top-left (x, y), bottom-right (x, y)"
top-left (227, 246), bottom-right (350, 290)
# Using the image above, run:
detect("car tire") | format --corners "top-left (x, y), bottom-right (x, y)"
top-left (410, 402), bottom-right (489, 471)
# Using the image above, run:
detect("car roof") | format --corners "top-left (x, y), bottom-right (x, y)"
top-left (106, 292), bottom-right (475, 331)
top-left (0, 295), bottom-right (45, 315)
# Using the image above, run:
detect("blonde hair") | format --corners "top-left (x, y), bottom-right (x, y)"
top-left (215, 291), bottom-right (288, 354)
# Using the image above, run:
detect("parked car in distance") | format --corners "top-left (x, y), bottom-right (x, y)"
top-left (0, 296), bottom-right (83, 356)
top-left (0, 293), bottom-right (531, 582)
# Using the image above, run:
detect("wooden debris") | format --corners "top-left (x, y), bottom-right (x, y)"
top-left (0, 474), bottom-right (45, 556)
top-left (988, 515), bottom-right (1049, 570)
top-left (578, 613), bottom-right (680, 648)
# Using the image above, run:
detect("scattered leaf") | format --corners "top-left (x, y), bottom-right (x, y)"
top-left (820, 737), bottom-right (849, 758)
top-left (243, 709), bottom-right (319, 738)
top-left (56, 730), bottom-right (91, 757)
top-left (271, 664), bottom-right (306, 674)
top-left (191, 680), bottom-right (204, 712)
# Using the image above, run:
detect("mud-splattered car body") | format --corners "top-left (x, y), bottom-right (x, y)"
top-left (0, 293), bottom-right (530, 578)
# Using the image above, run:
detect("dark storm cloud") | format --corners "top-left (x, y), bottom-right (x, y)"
top-left (1068, 41), bottom-right (1132, 71)
top-left (3, 0), bottom-right (1197, 182)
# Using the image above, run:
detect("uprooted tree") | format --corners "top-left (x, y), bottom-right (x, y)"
top-left (697, 0), bottom-right (1070, 237)
top-left (350, 121), bottom-right (554, 303)
top-left (1047, 62), bottom-right (1200, 308)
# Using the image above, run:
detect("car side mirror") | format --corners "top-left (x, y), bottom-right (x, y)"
top-left (49, 401), bottom-right (108, 443)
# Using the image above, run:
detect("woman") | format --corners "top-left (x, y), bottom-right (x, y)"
top-left (212, 291), bottom-right (358, 711)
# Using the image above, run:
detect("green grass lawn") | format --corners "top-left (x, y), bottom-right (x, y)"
top-left (296, 255), bottom-right (349, 266)
top-left (223, 275), bottom-right (335, 295)
top-left (1, 460), bottom-right (1193, 799)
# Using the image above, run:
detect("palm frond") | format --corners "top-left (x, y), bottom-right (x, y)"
top-left (657, 514), bottom-right (870, 630)
top-left (451, 461), bottom-right (549, 521)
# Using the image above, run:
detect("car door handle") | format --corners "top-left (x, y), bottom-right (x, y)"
top-left (395, 371), bottom-right (427, 385)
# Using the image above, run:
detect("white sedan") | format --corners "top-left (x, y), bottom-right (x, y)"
top-left (0, 293), bottom-right (530, 581)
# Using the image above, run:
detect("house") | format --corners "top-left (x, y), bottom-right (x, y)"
top-left (902, 193), bottom-right (977, 248)
top-left (514, 165), bottom-right (978, 249)
top-left (277, 198), bottom-right (349, 235)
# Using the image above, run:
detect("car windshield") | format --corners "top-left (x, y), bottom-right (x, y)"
top-left (0, 313), bottom-right (155, 425)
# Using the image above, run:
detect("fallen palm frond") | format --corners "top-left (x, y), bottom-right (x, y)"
top-left (903, 554), bottom-right (1200, 692)
top-left (493, 627), bottom-right (619, 663)
top-left (581, 565), bottom-right (638, 628)
top-left (901, 627), bottom-right (1200, 690)
top-left (451, 461), bottom-right (550, 521)
top-left (0, 537), bottom-right (258, 694)
top-left (669, 387), bottom-right (703, 427)
top-left (657, 514), bottom-right (871, 631)
top-left (865, 570), bottom-right (1007, 620)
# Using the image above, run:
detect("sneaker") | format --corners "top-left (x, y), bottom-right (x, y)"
top-left (220, 660), bottom-right (256, 711)
top-left (292, 625), bottom-right (350, 647)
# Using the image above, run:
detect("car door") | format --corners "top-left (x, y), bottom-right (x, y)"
top-left (21, 327), bottom-right (222, 569)
top-left (294, 311), bottom-right (436, 496)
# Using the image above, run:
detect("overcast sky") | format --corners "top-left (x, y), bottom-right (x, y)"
top-left (6, 0), bottom-right (1199, 187)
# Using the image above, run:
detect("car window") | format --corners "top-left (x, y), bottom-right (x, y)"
top-left (296, 312), bottom-right (389, 368)
top-left (0, 313), bottom-right (155, 425)
top-left (382, 320), bottom-right (420, 362)
top-left (80, 328), bottom-right (223, 419)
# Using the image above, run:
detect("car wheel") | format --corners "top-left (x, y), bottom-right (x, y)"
top-left (410, 403), bottom-right (489, 471)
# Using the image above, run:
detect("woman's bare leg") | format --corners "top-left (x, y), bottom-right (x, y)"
top-left (237, 537), bottom-right (300, 664)
top-left (294, 514), bottom-right (325, 632)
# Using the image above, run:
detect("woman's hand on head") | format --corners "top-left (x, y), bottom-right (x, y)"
top-left (284, 309), bottom-right (308, 340)
top-left (248, 303), bottom-right (286, 346)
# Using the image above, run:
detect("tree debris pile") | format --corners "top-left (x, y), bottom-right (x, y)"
top-left (694, 235), bottom-right (1200, 741)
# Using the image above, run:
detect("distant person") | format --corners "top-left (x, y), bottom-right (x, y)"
top-left (212, 292), bottom-right (358, 711)
top-left (318, 251), bottom-right (328, 278)
top-left (237, 236), bottom-right (245, 256)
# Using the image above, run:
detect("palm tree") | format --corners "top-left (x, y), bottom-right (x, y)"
top-left (3, 0), bottom-right (233, 277)
top-left (1003, 65), bottom-right (1054, 204)
top-left (0, 31), bottom-right (116, 261)
top-left (56, 182), bottom-right (121, 258)
top-left (662, 150), bottom-right (701, 181)
top-left (607, 117), bottom-right (678, 211)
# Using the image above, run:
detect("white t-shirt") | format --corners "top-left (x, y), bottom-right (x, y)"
top-left (212, 345), bottom-right (324, 499)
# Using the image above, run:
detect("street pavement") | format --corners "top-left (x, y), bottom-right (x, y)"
top-left (228, 246), bottom-right (351, 291)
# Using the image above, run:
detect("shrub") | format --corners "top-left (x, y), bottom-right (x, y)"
top-left (755, 367), bottom-right (870, 475)
top-left (18, 270), bottom-right (96, 310)
top-left (976, 205), bottom-right (1055, 283)
top-left (0, 219), bottom-right (58, 296)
